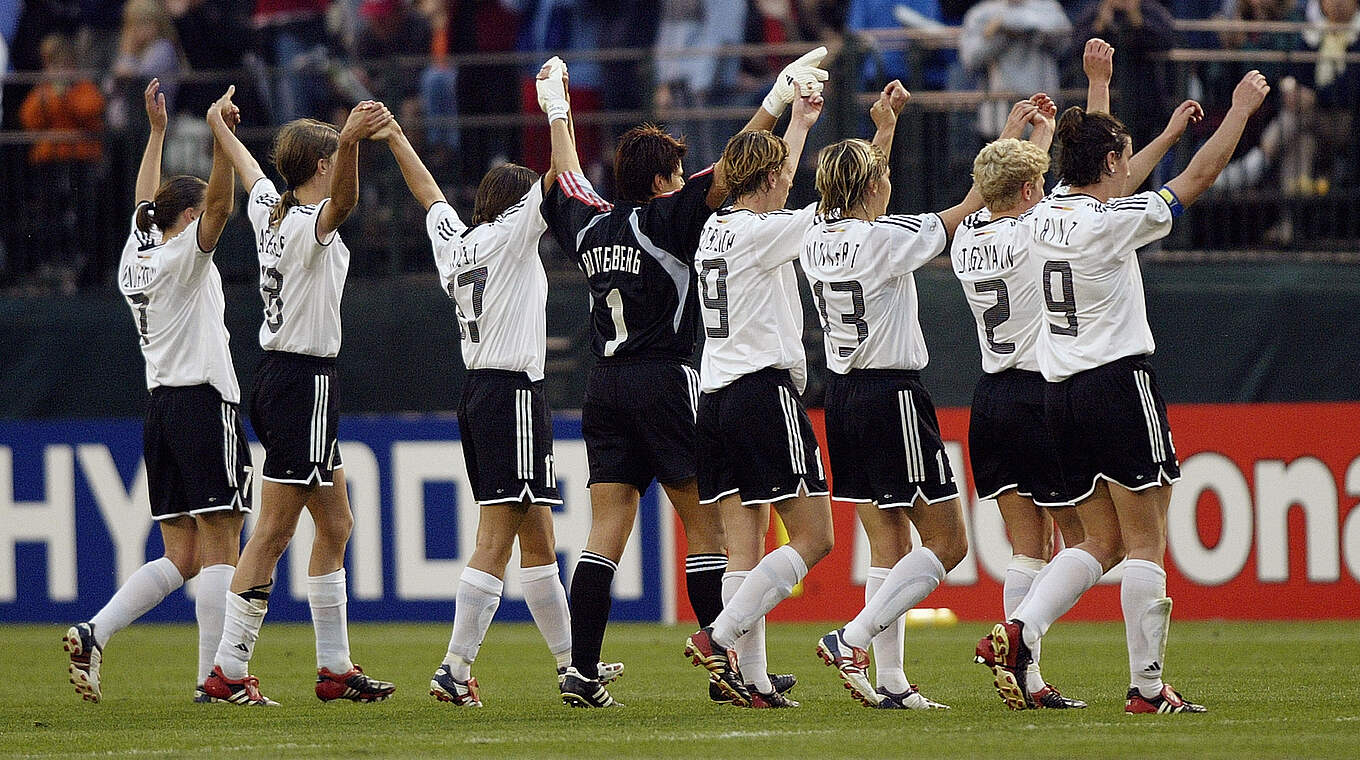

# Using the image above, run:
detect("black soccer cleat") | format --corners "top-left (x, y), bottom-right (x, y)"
top-left (875, 685), bottom-right (949, 710)
top-left (1032, 683), bottom-right (1086, 709)
top-left (1125, 685), bottom-right (1207, 714)
top-left (685, 628), bottom-right (750, 707)
top-left (710, 672), bottom-right (796, 703)
top-left (559, 666), bottom-right (622, 708)
top-left (315, 664), bottom-right (396, 703)
top-left (430, 664), bottom-right (482, 706)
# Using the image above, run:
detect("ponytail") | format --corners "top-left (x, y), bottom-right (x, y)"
top-left (268, 118), bottom-right (340, 228)
top-left (137, 175), bottom-right (207, 235)
top-left (268, 188), bottom-right (300, 228)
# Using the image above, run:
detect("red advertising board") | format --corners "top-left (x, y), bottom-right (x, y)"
top-left (674, 402), bottom-right (1360, 621)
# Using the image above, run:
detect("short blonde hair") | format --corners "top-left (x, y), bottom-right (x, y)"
top-left (720, 130), bottom-right (788, 200)
top-left (815, 139), bottom-right (889, 218)
top-left (972, 138), bottom-right (1050, 211)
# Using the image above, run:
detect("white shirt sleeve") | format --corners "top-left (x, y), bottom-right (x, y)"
top-left (881, 213), bottom-right (949, 277)
top-left (425, 200), bottom-right (469, 280)
top-left (1099, 191), bottom-right (1174, 261)
top-left (752, 204), bottom-right (819, 270)
top-left (246, 177), bottom-right (279, 235)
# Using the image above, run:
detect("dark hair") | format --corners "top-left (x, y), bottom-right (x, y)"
top-left (268, 118), bottom-right (340, 227)
top-left (614, 124), bottom-right (687, 204)
top-left (135, 175), bottom-right (207, 234)
top-left (1054, 106), bottom-right (1132, 187)
top-left (473, 164), bottom-right (539, 225)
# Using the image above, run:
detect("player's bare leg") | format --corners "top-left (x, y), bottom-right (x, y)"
top-left (561, 482), bottom-right (638, 707)
top-left (713, 499), bottom-right (793, 706)
top-left (665, 478), bottom-right (729, 629)
top-left (856, 502), bottom-right (913, 699)
top-left (1108, 481), bottom-right (1204, 712)
top-left (825, 497), bottom-right (963, 709)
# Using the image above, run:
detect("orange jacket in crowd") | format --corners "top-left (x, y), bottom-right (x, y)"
top-left (18, 79), bottom-right (106, 164)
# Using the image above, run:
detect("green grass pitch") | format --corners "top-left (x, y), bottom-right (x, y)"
top-left (3, 621), bottom-right (1358, 758)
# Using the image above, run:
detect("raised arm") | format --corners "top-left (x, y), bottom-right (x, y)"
top-left (709, 46), bottom-right (830, 207)
top-left (938, 100), bottom-right (1039, 235)
top-left (317, 101), bottom-right (393, 240)
top-left (1028, 92), bottom-right (1057, 152)
top-left (782, 93), bottom-right (825, 186)
top-left (136, 79), bottom-right (167, 204)
top-left (1083, 38), bottom-right (1113, 114)
top-left (1164, 71), bottom-right (1268, 208)
top-left (536, 56), bottom-right (582, 189)
top-left (1125, 99), bottom-right (1202, 194)
top-left (869, 80), bottom-right (911, 160)
top-left (205, 90), bottom-right (266, 190)
top-left (376, 119), bottom-right (446, 210)
top-left (199, 87), bottom-right (240, 251)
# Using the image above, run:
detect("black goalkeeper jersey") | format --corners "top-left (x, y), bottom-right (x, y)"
top-left (543, 168), bottom-right (716, 363)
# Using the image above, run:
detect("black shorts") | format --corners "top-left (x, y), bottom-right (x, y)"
top-left (969, 369), bottom-right (1070, 507)
top-left (250, 351), bottom-right (343, 486)
top-left (697, 368), bottom-right (828, 506)
top-left (144, 384), bottom-right (252, 520)
top-left (1045, 354), bottom-right (1181, 503)
top-left (582, 358), bottom-right (699, 492)
top-left (825, 369), bottom-right (959, 508)
top-left (458, 369), bottom-right (562, 505)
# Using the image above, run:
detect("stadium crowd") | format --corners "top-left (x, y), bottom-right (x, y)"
top-left (1, 0), bottom-right (1358, 292)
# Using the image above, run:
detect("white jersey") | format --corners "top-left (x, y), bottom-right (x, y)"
top-left (1028, 190), bottom-right (1174, 382)
top-left (117, 205), bottom-right (240, 402)
top-left (800, 212), bottom-right (948, 374)
top-left (426, 181), bottom-right (550, 380)
top-left (247, 178), bottom-right (351, 357)
top-left (696, 204), bottom-right (817, 393)
top-left (950, 207), bottom-right (1045, 373)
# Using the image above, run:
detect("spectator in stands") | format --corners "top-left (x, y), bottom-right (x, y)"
top-left (108, 0), bottom-right (183, 128)
top-left (1217, 0), bottom-right (1305, 86)
top-left (597, 0), bottom-right (659, 139)
top-left (353, 0), bottom-right (432, 104)
top-left (167, 0), bottom-right (252, 117)
top-left (1297, 0), bottom-right (1360, 185)
top-left (251, 0), bottom-right (333, 122)
top-left (960, 0), bottom-right (1071, 137)
top-left (653, 0), bottom-right (748, 168)
top-left (17, 34), bottom-right (106, 293)
top-left (846, 0), bottom-right (952, 90)
top-left (517, 0), bottom-right (605, 179)
top-left (1071, 0), bottom-right (1176, 160)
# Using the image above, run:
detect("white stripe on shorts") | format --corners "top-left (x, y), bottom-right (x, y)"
top-left (778, 386), bottom-right (806, 475)
top-left (1134, 370), bottom-right (1165, 462)
top-left (898, 390), bottom-right (925, 483)
top-left (516, 389), bottom-right (532, 481)
top-left (310, 375), bottom-right (330, 464)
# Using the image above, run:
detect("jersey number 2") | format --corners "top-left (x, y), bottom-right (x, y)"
top-left (974, 279), bottom-right (1015, 354)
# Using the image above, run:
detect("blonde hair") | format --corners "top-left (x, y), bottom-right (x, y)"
top-left (268, 118), bottom-right (340, 227)
top-left (815, 139), bottom-right (888, 218)
top-left (720, 130), bottom-right (788, 200)
top-left (972, 138), bottom-right (1050, 211)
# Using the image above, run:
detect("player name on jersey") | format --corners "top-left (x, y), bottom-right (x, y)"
top-left (953, 238), bottom-right (1015, 274)
top-left (580, 245), bottom-right (643, 277)
top-left (803, 238), bottom-right (862, 269)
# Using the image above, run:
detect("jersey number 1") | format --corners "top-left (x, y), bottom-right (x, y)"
top-left (813, 280), bottom-right (869, 357)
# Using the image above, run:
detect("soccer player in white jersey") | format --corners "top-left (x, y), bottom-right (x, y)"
top-left (200, 93), bottom-right (396, 706)
top-left (371, 60), bottom-right (619, 706)
top-left (681, 90), bottom-right (826, 709)
top-left (983, 70), bottom-right (1271, 715)
top-left (65, 81), bottom-right (250, 704)
top-left (967, 39), bottom-right (1208, 711)
top-left (803, 87), bottom-right (1040, 709)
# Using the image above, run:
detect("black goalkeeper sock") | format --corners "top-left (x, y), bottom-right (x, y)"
top-left (568, 551), bottom-right (616, 680)
top-left (685, 553), bottom-right (728, 628)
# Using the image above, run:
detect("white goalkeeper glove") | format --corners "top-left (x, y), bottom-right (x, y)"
top-left (536, 56), bottom-right (570, 123)
top-left (762, 46), bottom-right (830, 117)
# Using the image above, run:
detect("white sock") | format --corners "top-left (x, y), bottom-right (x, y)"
top-left (1013, 547), bottom-right (1103, 649)
top-left (710, 545), bottom-right (807, 648)
top-left (521, 562), bottom-right (571, 669)
top-left (723, 571), bottom-right (772, 693)
top-left (194, 564), bottom-right (234, 684)
top-left (843, 547), bottom-right (944, 650)
top-left (443, 567), bottom-right (503, 680)
top-left (215, 592), bottom-right (268, 680)
top-left (1121, 559), bottom-right (1171, 699)
top-left (865, 566), bottom-right (909, 693)
top-left (308, 568), bottom-right (353, 674)
top-left (1005, 555), bottom-right (1047, 692)
top-left (90, 557), bottom-right (184, 648)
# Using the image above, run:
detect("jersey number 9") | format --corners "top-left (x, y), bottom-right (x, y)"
top-left (1042, 261), bottom-right (1079, 337)
top-left (699, 259), bottom-right (729, 339)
